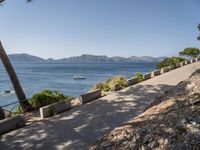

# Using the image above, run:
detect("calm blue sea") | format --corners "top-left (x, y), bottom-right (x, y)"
top-left (0, 62), bottom-right (157, 111)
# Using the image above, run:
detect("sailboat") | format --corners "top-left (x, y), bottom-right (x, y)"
top-left (73, 75), bottom-right (86, 80)
top-left (73, 59), bottom-right (86, 80)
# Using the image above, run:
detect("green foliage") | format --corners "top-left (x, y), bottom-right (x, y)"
top-left (90, 81), bottom-right (105, 91)
top-left (15, 90), bottom-right (75, 113)
top-left (29, 90), bottom-right (74, 109)
top-left (91, 75), bottom-right (128, 92)
top-left (179, 47), bottom-right (200, 58)
top-left (133, 72), bottom-right (144, 82)
top-left (156, 57), bottom-right (185, 69)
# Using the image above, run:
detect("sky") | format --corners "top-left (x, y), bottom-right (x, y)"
top-left (0, 0), bottom-right (200, 59)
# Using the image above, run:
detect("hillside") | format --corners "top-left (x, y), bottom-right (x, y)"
top-left (7, 53), bottom-right (165, 63)
top-left (91, 70), bottom-right (200, 150)
top-left (8, 53), bottom-right (45, 62)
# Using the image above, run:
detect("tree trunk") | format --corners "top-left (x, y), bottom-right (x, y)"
top-left (0, 41), bottom-right (33, 112)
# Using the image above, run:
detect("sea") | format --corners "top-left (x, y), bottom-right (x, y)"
top-left (0, 62), bottom-right (157, 111)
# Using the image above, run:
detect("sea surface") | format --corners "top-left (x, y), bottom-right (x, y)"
top-left (0, 62), bottom-right (157, 111)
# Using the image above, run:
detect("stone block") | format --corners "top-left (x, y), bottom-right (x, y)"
top-left (175, 63), bottom-right (181, 68)
top-left (168, 65), bottom-right (176, 70)
top-left (79, 90), bottom-right (102, 104)
top-left (143, 73), bottom-right (151, 80)
top-left (151, 70), bottom-right (161, 77)
top-left (180, 61), bottom-right (185, 67)
top-left (160, 67), bottom-right (169, 74)
top-left (40, 101), bottom-right (71, 118)
top-left (184, 60), bottom-right (188, 65)
top-left (127, 77), bottom-right (139, 86)
top-left (186, 60), bottom-right (191, 64)
top-left (0, 115), bottom-right (25, 135)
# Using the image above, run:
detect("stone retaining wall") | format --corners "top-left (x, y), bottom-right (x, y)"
top-left (151, 70), bottom-right (161, 77)
top-left (40, 101), bottom-right (71, 118)
top-left (180, 61), bottom-right (185, 67)
top-left (127, 77), bottom-right (139, 86)
top-left (168, 65), bottom-right (176, 71)
top-left (160, 67), bottom-right (169, 74)
top-left (0, 115), bottom-right (25, 135)
top-left (79, 90), bottom-right (102, 104)
top-left (143, 73), bottom-right (151, 80)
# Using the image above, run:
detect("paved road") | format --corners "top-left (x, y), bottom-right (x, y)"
top-left (1, 62), bottom-right (200, 150)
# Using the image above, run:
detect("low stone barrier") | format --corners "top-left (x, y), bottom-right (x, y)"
top-left (180, 61), bottom-right (185, 67)
top-left (168, 65), bottom-right (176, 71)
top-left (160, 67), bottom-right (169, 74)
top-left (79, 90), bottom-right (101, 104)
top-left (143, 73), bottom-right (151, 80)
top-left (175, 63), bottom-right (181, 68)
top-left (186, 60), bottom-right (191, 64)
top-left (40, 101), bottom-right (71, 118)
top-left (127, 77), bottom-right (139, 86)
top-left (111, 84), bottom-right (121, 91)
top-left (151, 70), bottom-right (161, 77)
top-left (0, 115), bottom-right (25, 135)
top-left (184, 60), bottom-right (188, 65)
top-left (193, 58), bottom-right (198, 62)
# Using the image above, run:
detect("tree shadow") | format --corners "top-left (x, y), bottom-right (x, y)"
top-left (0, 83), bottom-right (175, 150)
top-left (91, 88), bottom-right (200, 149)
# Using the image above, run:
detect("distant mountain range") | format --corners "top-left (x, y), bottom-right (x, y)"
top-left (8, 53), bottom-right (165, 63)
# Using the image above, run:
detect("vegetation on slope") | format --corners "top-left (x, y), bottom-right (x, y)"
top-left (91, 75), bottom-right (128, 92)
top-left (15, 90), bottom-right (74, 114)
top-left (156, 56), bottom-right (185, 69)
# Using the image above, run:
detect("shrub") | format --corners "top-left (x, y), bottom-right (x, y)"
top-left (156, 56), bottom-right (185, 69)
top-left (107, 75), bottom-right (128, 89)
top-left (90, 81), bottom-right (104, 91)
top-left (15, 90), bottom-right (75, 113)
top-left (91, 75), bottom-right (128, 92)
top-left (133, 72), bottom-right (144, 82)
top-left (29, 90), bottom-right (74, 109)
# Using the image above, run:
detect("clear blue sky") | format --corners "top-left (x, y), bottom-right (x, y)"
top-left (0, 0), bottom-right (200, 59)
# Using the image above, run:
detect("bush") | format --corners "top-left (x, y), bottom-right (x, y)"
top-left (29, 90), bottom-right (74, 109)
top-left (90, 81), bottom-right (104, 91)
top-left (91, 75), bottom-right (128, 92)
top-left (15, 90), bottom-right (75, 113)
top-left (133, 72), bottom-right (144, 82)
top-left (156, 56), bottom-right (185, 69)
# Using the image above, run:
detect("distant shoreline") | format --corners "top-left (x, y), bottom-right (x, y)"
top-left (7, 53), bottom-right (165, 63)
